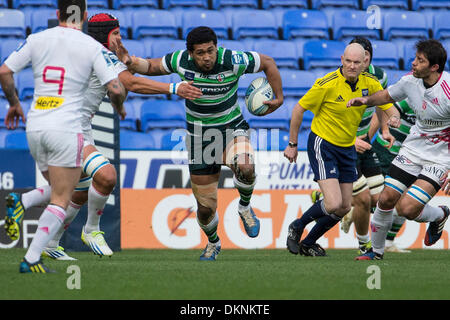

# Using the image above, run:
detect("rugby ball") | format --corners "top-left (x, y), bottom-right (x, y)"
top-left (245, 77), bottom-right (273, 116)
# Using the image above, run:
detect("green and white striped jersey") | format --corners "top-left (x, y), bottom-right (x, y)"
top-left (356, 64), bottom-right (387, 137)
top-left (162, 47), bottom-right (261, 133)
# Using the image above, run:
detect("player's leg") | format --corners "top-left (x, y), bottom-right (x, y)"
top-left (80, 144), bottom-right (116, 256)
top-left (191, 171), bottom-right (221, 261)
top-left (224, 133), bottom-right (259, 238)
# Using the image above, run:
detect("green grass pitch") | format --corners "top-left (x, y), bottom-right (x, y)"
top-left (1, 248), bottom-right (449, 300)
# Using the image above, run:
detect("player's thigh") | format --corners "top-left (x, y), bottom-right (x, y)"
top-left (317, 178), bottom-right (342, 213)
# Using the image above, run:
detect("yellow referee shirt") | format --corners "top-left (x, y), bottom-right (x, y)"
top-left (298, 68), bottom-right (392, 147)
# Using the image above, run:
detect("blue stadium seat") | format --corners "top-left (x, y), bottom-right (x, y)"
top-left (243, 104), bottom-right (289, 130)
top-left (403, 42), bottom-right (417, 70)
top-left (219, 39), bottom-right (251, 51)
top-left (231, 10), bottom-right (277, 40)
top-left (121, 40), bottom-right (146, 58)
top-left (283, 10), bottom-right (328, 40)
top-left (181, 10), bottom-right (228, 40)
top-left (120, 130), bottom-right (156, 150)
top-left (146, 39), bottom-right (185, 58)
top-left (131, 10), bottom-right (177, 39)
top-left (312, 0), bottom-right (359, 9)
top-left (12, 0), bottom-right (55, 8)
top-left (84, 0), bottom-right (109, 8)
top-left (434, 11), bottom-right (450, 40)
top-left (112, 0), bottom-right (158, 9)
top-left (249, 128), bottom-right (290, 151)
top-left (262, 0), bottom-right (308, 9)
top-left (5, 131), bottom-right (28, 149)
top-left (212, 0), bottom-right (259, 9)
top-left (140, 100), bottom-right (186, 132)
top-left (303, 40), bottom-right (346, 70)
top-left (280, 70), bottom-right (316, 98)
top-left (286, 101), bottom-right (314, 129)
top-left (0, 99), bottom-right (8, 128)
top-left (163, 0), bottom-right (209, 9)
top-left (30, 8), bottom-right (56, 34)
top-left (17, 69), bottom-right (35, 100)
top-left (0, 0), bottom-right (7, 8)
top-left (126, 74), bottom-right (172, 100)
top-left (443, 40), bottom-right (450, 70)
top-left (361, 0), bottom-right (409, 9)
top-left (0, 10), bottom-right (26, 38)
top-left (411, 0), bottom-right (450, 10)
top-left (159, 128), bottom-right (187, 151)
top-left (371, 40), bottom-right (400, 69)
top-left (121, 102), bottom-right (137, 131)
top-left (0, 39), bottom-right (24, 63)
top-left (332, 10), bottom-right (381, 41)
top-left (253, 40), bottom-right (298, 69)
top-left (383, 11), bottom-right (428, 41)
top-left (385, 70), bottom-right (408, 86)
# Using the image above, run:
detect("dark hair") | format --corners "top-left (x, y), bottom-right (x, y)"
top-left (57, 0), bottom-right (86, 23)
top-left (349, 36), bottom-right (373, 63)
top-left (415, 39), bottom-right (447, 73)
top-left (186, 26), bottom-right (217, 52)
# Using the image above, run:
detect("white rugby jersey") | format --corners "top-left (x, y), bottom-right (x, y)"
top-left (5, 26), bottom-right (118, 133)
top-left (388, 72), bottom-right (450, 166)
top-left (81, 50), bottom-right (127, 132)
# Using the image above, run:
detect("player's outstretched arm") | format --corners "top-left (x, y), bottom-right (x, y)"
top-left (283, 103), bottom-right (306, 163)
top-left (0, 64), bottom-right (25, 129)
top-left (347, 89), bottom-right (394, 108)
top-left (258, 53), bottom-right (284, 115)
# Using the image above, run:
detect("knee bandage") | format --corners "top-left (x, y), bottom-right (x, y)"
top-left (75, 175), bottom-right (92, 192)
top-left (352, 175), bottom-right (369, 196)
top-left (367, 174), bottom-right (385, 195)
top-left (406, 185), bottom-right (432, 206)
top-left (191, 181), bottom-right (219, 212)
top-left (384, 175), bottom-right (408, 195)
top-left (82, 151), bottom-right (110, 178)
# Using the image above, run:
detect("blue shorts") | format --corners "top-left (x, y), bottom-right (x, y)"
top-left (307, 131), bottom-right (358, 183)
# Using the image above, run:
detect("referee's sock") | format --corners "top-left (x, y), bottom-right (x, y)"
top-left (301, 213), bottom-right (341, 246)
top-left (293, 199), bottom-right (328, 230)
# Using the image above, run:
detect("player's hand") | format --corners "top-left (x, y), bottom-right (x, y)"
top-left (441, 170), bottom-right (450, 195)
top-left (387, 115), bottom-right (401, 128)
top-left (381, 130), bottom-right (396, 149)
top-left (112, 38), bottom-right (132, 66)
top-left (4, 103), bottom-right (25, 129)
top-left (283, 145), bottom-right (298, 163)
top-left (355, 137), bottom-right (371, 154)
top-left (347, 97), bottom-right (368, 108)
top-left (176, 81), bottom-right (203, 100)
top-left (261, 98), bottom-right (283, 116)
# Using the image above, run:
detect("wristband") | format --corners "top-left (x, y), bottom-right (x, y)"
top-left (169, 81), bottom-right (188, 95)
top-left (288, 142), bottom-right (297, 147)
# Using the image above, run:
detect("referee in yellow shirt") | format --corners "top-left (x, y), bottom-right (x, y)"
top-left (284, 43), bottom-right (400, 256)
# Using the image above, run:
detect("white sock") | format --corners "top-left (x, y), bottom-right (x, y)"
top-left (47, 201), bottom-right (82, 249)
top-left (356, 232), bottom-right (370, 244)
top-left (371, 204), bottom-right (394, 255)
top-left (84, 184), bottom-right (109, 234)
top-left (414, 204), bottom-right (445, 223)
top-left (21, 185), bottom-right (51, 210)
top-left (24, 204), bottom-right (65, 263)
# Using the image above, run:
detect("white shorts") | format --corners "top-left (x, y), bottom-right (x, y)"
top-left (391, 147), bottom-right (448, 187)
top-left (27, 131), bottom-right (84, 172)
top-left (83, 129), bottom-right (95, 148)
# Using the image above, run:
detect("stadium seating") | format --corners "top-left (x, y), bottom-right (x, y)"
top-left (231, 10), bottom-right (278, 40)
top-left (17, 69), bottom-right (34, 100)
top-left (403, 42), bottom-right (418, 70)
top-left (163, 0), bottom-right (209, 9)
top-left (385, 69), bottom-right (408, 86)
top-left (4, 131), bottom-right (28, 149)
top-left (434, 11), bottom-right (450, 40)
top-left (411, 0), bottom-right (450, 10)
top-left (371, 40), bottom-right (400, 69)
top-left (0, 0), bottom-right (7, 8)
top-left (30, 8), bottom-right (56, 34)
top-left (147, 39), bottom-right (185, 58)
top-left (219, 39), bottom-right (251, 51)
top-left (0, 99), bottom-right (8, 129)
top-left (280, 70), bottom-right (316, 98)
top-left (181, 10), bottom-right (228, 39)
top-left (131, 10), bottom-right (177, 39)
top-left (243, 104), bottom-right (289, 130)
top-left (212, 0), bottom-right (259, 9)
top-left (253, 40), bottom-right (299, 69)
top-left (0, 39), bottom-right (24, 63)
top-left (140, 100), bottom-right (186, 132)
top-left (120, 130), bottom-right (156, 150)
top-left (112, 0), bottom-right (158, 9)
top-left (12, 0), bottom-right (55, 9)
top-left (312, 0), bottom-right (359, 9)
top-left (383, 11), bottom-right (428, 41)
top-left (0, 9), bottom-right (26, 38)
top-left (122, 40), bottom-right (146, 58)
top-left (261, 0), bottom-right (308, 9)
top-left (121, 102), bottom-right (138, 131)
top-left (361, 0), bottom-right (409, 9)
top-left (282, 10), bottom-right (329, 40)
top-left (332, 10), bottom-right (381, 41)
top-left (159, 128), bottom-right (187, 150)
top-left (303, 40), bottom-right (346, 70)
